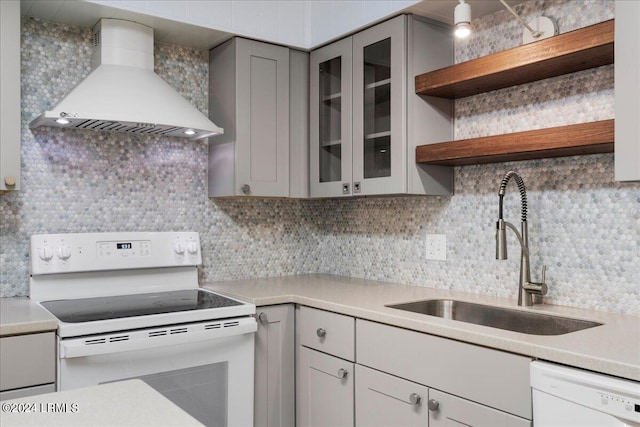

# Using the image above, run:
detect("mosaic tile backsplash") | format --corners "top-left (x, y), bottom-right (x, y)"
top-left (1, 0), bottom-right (638, 316)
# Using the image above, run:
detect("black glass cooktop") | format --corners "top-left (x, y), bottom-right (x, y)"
top-left (40, 290), bottom-right (243, 323)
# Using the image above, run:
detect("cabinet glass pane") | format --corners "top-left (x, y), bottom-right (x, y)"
top-left (319, 57), bottom-right (342, 183)
top-left (363, 38), bottom-right (391, 179)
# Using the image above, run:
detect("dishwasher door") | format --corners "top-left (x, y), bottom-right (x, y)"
top-left (531, 361), bottom-right (640, 427)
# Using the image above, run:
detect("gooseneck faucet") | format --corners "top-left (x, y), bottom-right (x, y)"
top-left (496, 171), bottom-right (547, 306)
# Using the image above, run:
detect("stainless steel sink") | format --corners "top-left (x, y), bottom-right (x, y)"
top-left (385, 299), bottom-right (602, 335)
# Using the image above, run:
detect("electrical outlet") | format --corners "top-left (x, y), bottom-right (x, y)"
top-left (425, 234), bottom-right (446, 261)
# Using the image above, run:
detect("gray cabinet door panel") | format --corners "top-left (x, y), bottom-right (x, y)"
top-left (0, 0), bottom-right (21, 191)
top-left (352, 15), bottom-right (407, 195)
top-left (254, 305), bottom-right (295, 427)
top-left (355, 364), bottom-right (428, 427)
top-left (209, 38), bottom-right (290, 197)
top-left (615, 1), bottom-right (640, 181)
top-left (297, 346), bottom-right (354, 427)
top-left (236, 39), bottom-right (290, 197)
top-left (310, 37), bottom-right (353, 198)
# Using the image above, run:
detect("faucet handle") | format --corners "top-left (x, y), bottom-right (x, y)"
top-left (524, 265), bottom-right (548, 296)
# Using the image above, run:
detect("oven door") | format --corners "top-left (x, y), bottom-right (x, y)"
top-left (58, 317), bottom-right (256, 427)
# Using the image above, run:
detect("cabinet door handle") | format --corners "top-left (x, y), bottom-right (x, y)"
top-left (316, 328), bottom-right (326, 338)
top-left (241, 184), bottom-right (251, 195)
top-left (257, 312), bottom-right (268, 325)
top-left (337, 368), bottom-right (348, 379)
top-left (409, 393), bottom-right (421, 406)
top-left (428, 399), bottom-right (440, 411)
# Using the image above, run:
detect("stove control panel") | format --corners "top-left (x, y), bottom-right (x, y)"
top-left (97, 240), bottom-right (151, 258)
top-left (31, 232), bottom-right (201, 275)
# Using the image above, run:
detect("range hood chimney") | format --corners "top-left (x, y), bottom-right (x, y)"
top-left (29, 19), bottom-right (223, 140)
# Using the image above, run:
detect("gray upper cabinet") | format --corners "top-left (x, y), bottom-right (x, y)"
top-left (352, 16), bottom-right (406, 195)
top-left (615, 1), bottom-right (640, 182)
top-left (0, 0), bottom-right (21, 192)
top-left (209, 38), bottom-right (309, 198)
top-left (289, 50), bottom-right (310, 198)
top-left (310, 38), bottom-right (353, 198)
top-left (310, 15), bottom-right (454, 198)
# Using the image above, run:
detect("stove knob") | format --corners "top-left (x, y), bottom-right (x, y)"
top-left (57, 245), bottom-right (71, 261)
top-left (187, 242), bottom-right (198, 255)
top-left (173, 242), bottom-right (185, 255)
top-left (38, 247), bottom-right (53, 262)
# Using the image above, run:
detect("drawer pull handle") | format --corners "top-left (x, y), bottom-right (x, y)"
top-left (409, 393), bottom-right (421, 406)
top-left (337, 368), bottom-right (348, 379)
top-left (316, 328), bottom-right (326, 338)
top-left (428, 399), bottom-right (440, 411)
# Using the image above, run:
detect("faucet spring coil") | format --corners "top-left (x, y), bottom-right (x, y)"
top-left (498, 171), bottom-right (528, 222)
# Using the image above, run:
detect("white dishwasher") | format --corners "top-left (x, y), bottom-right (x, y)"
top-left (531, 361), bottom-right (640, 427)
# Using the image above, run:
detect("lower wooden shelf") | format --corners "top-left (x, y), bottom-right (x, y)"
top-left (415, 120), bottom-right (614, 166)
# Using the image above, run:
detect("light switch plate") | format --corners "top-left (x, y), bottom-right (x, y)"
top-left (425, 234), bottom-right (446, 261)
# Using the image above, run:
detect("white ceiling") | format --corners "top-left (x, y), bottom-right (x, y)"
top-left (20, 0), bottom-right (233, 49)
top-left (20, 0), bottom-right (522, 50)
top-left (404, 0), bottom-right (520, 25)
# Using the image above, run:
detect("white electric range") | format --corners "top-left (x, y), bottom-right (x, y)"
top-left (30, 232), bottom-right (256, 427)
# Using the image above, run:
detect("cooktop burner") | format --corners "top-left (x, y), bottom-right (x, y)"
top-left (41, 289), bottom-right (243, 323)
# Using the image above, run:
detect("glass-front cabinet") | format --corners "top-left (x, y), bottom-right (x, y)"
top-left (310, 15), bottom-right (454, 198)
top-left (310, 38), bottom-right (352, 198)
top-left (352, 19), bottom-right (406, 195)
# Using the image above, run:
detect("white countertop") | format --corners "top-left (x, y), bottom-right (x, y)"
top-left (204, 274), bottom-right (640, 381)
top-left (0, 297), bottom-right (57, 337)
top-left (2, 274), bottom-right (637, 380)
top-left (0, 379), bottom-right (203, 426)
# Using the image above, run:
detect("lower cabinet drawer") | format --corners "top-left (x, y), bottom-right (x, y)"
top-left (0, 332), bottom-right (56, 392)
top-left (356, 364), bottom-right (428, 427)
top-left (298, 306), bottom-right (355, 361)
top-left (356, 319), bottom-right (532, 419)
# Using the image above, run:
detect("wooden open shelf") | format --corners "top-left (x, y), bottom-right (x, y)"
top-left (415, 120), bottom-right (614, 166)
top-left (415, 20), bottom-right (614, 99)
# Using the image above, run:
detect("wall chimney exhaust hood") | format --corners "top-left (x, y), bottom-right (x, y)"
top-left (29, 19), bottom-right (223, 140)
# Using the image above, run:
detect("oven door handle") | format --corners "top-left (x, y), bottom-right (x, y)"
top-left (59, 318), bottom-right (257, 359)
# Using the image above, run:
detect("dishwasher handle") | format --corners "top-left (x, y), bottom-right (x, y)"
top-left (60, 317), bottom-right (257, 359)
